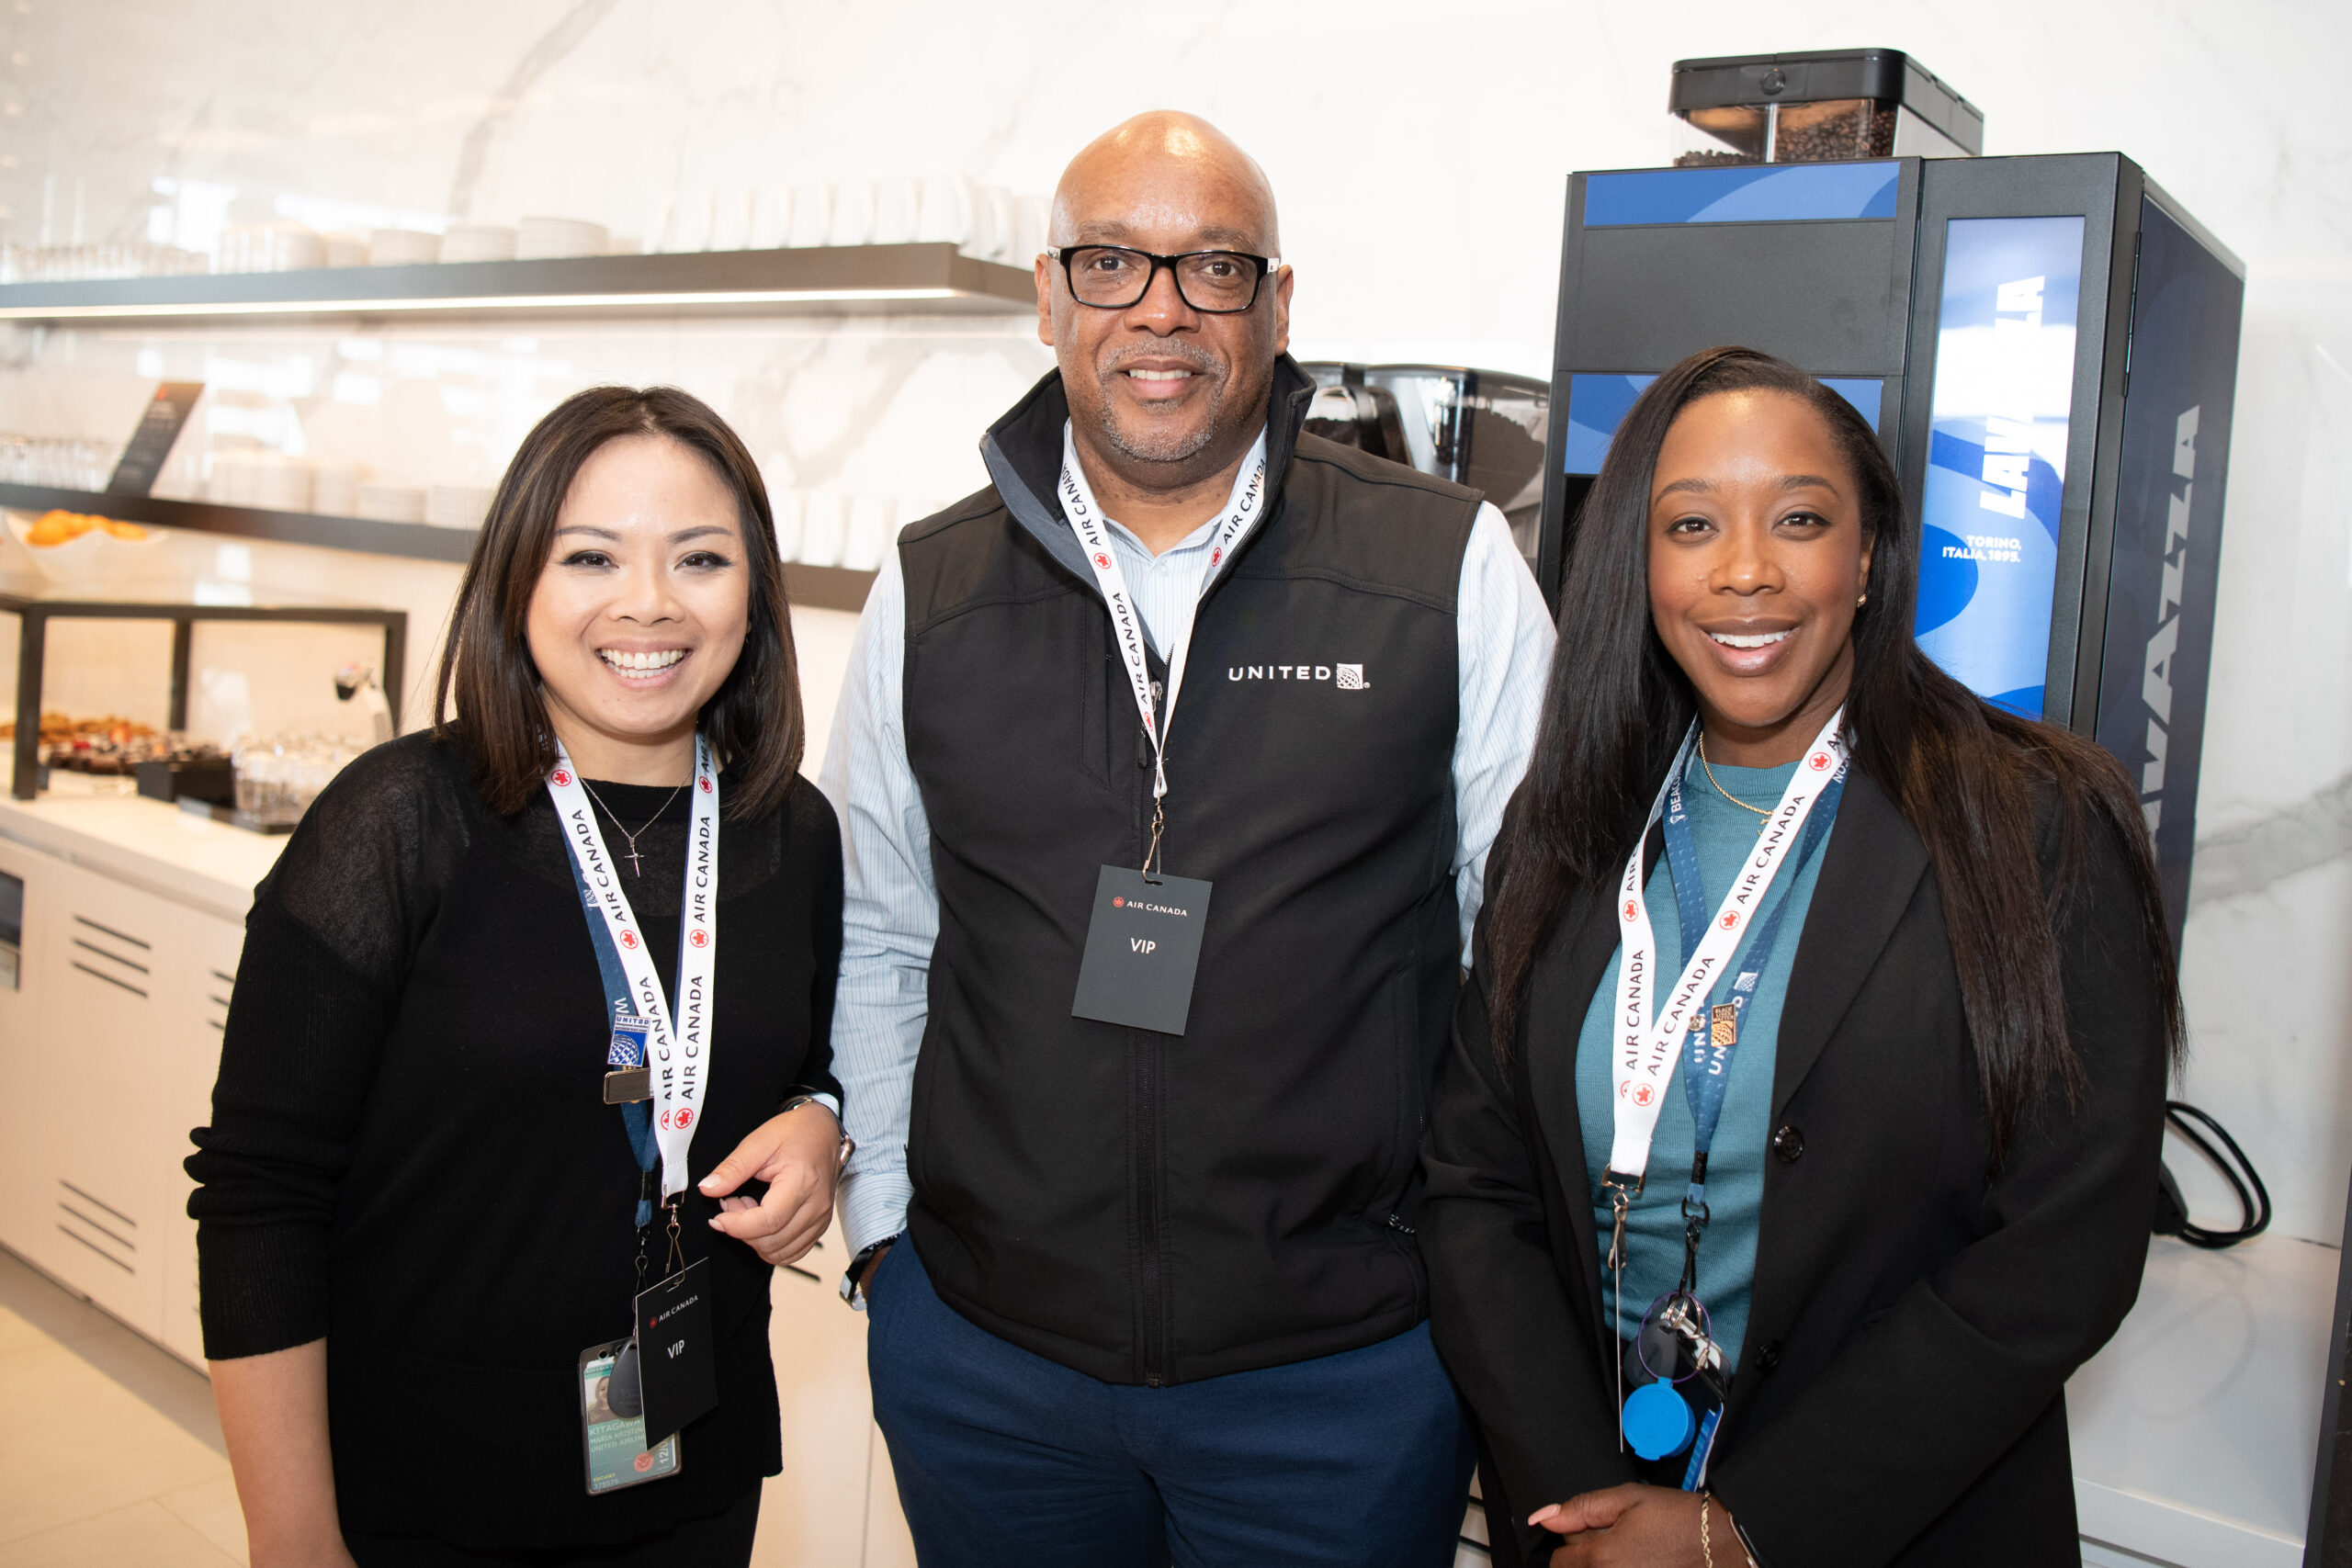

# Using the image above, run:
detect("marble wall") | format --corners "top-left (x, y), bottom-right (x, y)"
top-left (0, 0), bottom-right (2346, 1242)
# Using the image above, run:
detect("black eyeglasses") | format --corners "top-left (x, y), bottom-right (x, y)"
top-left (1049, 245), bottom-right (1280, 314)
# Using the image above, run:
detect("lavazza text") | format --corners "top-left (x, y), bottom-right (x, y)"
top-left (2138, 405), bottom-right (2198, 834)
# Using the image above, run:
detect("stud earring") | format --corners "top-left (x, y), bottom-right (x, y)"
top-left (1856, 592), bottom-right (1869, 608)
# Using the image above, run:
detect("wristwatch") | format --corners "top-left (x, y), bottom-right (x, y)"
top-left (777, 1093), bottom-right (855, 1171)
top-left (840, 1235), bottom-right (898, 1310)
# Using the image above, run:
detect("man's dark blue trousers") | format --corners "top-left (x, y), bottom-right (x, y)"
top-left (866, 1241), bottom-right (1476, 1568)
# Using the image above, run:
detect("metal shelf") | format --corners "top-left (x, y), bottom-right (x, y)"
top-left (0, 243), bottom-right (1037, 325)
top-left (0, 484), bottom-right (880, 614)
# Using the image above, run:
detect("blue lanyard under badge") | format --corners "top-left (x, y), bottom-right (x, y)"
top-left (1620, 751), bottom-right (1846, 1482)
top-left (569, 854), bottom-right (661, 1230)
top-left (1658, 756), bottom-right (1847, 1258)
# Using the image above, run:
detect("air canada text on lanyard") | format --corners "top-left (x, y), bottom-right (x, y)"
top-left (1605, 708), bottom-right (1849, 1196)
top-left (1057, 422), bottom-right (1268, 876)
top-left (547, 735), bottom-right (718, 1202)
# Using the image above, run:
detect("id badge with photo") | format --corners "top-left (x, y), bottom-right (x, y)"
top-left (579, 1338), bottom-right (681, 1495)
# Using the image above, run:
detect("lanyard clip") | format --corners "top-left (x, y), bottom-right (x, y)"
top-left (1680, 1207), bottom-right (1708, 1293)
top-left (1141, 797), bottom-right (1166, 883)
top-left (662, 1195), bottom-right (685, 1280)
top-left (1600, 1173), bottom-right (1637, 1272)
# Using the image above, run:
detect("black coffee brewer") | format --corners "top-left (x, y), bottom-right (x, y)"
top-left (1298, 363), bottom-right (1549, 572)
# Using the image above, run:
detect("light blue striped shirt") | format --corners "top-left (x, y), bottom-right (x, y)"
top-left (819, 443), bottom-right (1557, 1259)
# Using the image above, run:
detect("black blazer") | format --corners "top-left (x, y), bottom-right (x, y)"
top-left (1420, 766), bottom-right (2169, 1568)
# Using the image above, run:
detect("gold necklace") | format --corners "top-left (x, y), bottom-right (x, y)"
top-left (1696, 735), bottom-right (1772, 818)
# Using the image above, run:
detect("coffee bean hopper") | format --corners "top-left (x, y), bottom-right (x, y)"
top-left (1668, 48), bottom-right (1983, 167)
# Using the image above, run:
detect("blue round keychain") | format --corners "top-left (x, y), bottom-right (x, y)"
top-left (1621, 1290), bottom-right (1715, 1460)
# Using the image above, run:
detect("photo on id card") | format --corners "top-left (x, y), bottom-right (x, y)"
top-left (579, 1338), bottom-right (681, 1495)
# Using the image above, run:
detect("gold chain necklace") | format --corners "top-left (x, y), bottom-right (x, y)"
top-left (1696, 735), bottom-right (1772, 818)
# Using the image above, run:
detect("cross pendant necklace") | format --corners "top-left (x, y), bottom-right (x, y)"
top-left (580, 778), bottom-right (685, 876)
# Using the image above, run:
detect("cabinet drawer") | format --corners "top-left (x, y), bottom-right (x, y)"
top-left (30, 864), bottom-right (178, 1335)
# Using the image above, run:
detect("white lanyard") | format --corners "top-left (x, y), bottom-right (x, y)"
top-left (546, 734), bottom-right (719, 1200)
top-left (1057, 422), bottom-right (1270, 813)
top-left (1606, 708), bottom-right (1849, 1182)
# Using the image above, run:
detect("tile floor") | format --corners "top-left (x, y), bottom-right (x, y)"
top-left (0, 1243), bottom-right (1479, 1568)
top-left (0, 1246), bottom-right (247, 1565)
top-left (0, 1242), bottom-right (913, 1568)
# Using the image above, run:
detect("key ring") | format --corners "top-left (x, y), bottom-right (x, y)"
top-left (1634, 1290), bottom-right (1715, 1386)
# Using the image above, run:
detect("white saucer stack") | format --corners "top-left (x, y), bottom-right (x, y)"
top-left (311, 460), bottom-right (361, 517)
top-left (214, 222), bottom-right (327, 273)
top-left (368, 229), bottom-right (442, 266)
top-left (355, 483), bottom-right (426, 524)
top-left (441, 224), bottom-right (518, 264)
top-left (209, 451), bottom-right (316, 511)
top-left (425, 485), bottom-right (493, 530)
top-left (515, 217), bottom-right (609, 259)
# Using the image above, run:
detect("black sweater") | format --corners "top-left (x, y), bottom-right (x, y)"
top-left (187, 731), bottom-right (843, 1549)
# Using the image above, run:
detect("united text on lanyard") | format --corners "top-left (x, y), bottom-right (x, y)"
top-left (547, 735), bottom-right (719, 1201)
top-left (1057, 421), bottom-right (1269, 875)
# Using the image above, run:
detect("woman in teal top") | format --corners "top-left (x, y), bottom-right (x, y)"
top-left (1420, 347), bottom-right (2181, 1568)
top-left (1571, 749), bottom-right (1828, 1371)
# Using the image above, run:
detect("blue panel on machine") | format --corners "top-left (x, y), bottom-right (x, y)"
top-left (1562, 375), bottom-right (1884, 475)
top-left (1913, 215), bottom-right (2087, 718)
top-left (1583, 163), bottom-right (1900, 227)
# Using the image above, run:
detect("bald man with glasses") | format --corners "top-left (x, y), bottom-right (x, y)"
top-left (812, 111), bottom-right (1555, 1567)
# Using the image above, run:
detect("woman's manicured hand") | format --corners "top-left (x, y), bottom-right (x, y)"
top-left (1531, 1484), bottom-right (1722, 1566)
top-left (699, 1101), bottom-right (841, 1266)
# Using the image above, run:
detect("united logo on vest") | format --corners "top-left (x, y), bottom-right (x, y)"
top-left (1225, 662), bottom-right (1370, 686)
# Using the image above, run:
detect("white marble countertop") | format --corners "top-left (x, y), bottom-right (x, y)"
top-left (0, 769), bottom-right (281, 921)
top-left (2071, 1232), bottom-right (2337, 1566)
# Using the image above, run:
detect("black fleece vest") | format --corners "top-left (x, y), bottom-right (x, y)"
top-left (899, 359), bottom-right (1479, 1384)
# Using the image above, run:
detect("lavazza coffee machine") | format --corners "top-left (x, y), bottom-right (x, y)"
top-left (1533, 48), bottom-right (2244, 945)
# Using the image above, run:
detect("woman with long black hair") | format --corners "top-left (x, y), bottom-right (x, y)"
top-left (1420, 346), bottom-right (2180, 1567)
